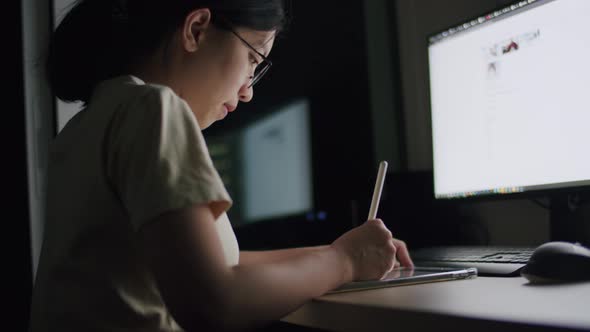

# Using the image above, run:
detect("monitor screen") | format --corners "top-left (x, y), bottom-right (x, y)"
top-left (427, 0), bottom-right (590, 200)
top-left (207, 98), bottom-right (314, 226)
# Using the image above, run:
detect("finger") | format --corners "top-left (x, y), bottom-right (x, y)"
top-left (390, 254), bottom-right (398, 271)
top-left (393, 239), bottom-right (414, 267)
top-left (373, 219), bottom-right (392, 237)
top-left (367, 218), bottom-right (385, 226)
top-left (382, 249), bottom-right (397, 279)
top-left (381, 264), bottom-right (394, 280)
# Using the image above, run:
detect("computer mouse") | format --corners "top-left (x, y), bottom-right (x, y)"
top-left (521, 241), bottom-right (590, 283)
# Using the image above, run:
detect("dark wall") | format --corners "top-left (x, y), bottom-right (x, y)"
top-left (379, 171), bottom-right (491, 250)
top-left (206, 1), bottom-right (376, 248)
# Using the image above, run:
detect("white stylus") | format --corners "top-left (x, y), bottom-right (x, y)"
top-left (367, 161), bottom-right (388, 220)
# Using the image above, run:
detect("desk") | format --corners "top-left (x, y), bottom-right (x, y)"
top-left (282, 277), bottom-right (590, 332)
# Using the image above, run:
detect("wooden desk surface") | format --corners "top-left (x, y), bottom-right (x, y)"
top-left (282, 276), bottom-right (590, 332)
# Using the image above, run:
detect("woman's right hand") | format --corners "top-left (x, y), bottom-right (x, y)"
top-left (331, 219), bottom-right (398, 282)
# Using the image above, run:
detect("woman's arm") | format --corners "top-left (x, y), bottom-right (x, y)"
top-left (239, 246), bottom-right (330, 265)
top-left (241, 240), bottom-right (413, 267)
top-left (139, 203), bottom-right (398, 332)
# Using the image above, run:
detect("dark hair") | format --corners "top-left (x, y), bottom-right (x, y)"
top-left (48, 0), bottom-right (289, 104)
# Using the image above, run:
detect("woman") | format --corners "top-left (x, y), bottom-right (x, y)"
top-left (29, 0), bottom-right (413, 331)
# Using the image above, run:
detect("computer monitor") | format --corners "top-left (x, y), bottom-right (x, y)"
top-left (207, 98), bottom-right (315, 227)
top-left (427, 0), bottom-right (590, 242)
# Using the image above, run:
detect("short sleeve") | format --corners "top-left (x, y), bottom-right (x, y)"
top-left (104, 85), bottom-right (232, 230)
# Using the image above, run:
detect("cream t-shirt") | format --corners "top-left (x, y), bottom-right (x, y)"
top-left (29, 75), bottom-right (238, 332)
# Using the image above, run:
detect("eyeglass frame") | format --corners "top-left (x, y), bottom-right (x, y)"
top-left (228, 29), bottom-right (273, 88)
top-left (220, 24), bottom-right (273, 88)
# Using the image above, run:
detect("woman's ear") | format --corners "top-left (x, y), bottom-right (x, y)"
top-left (182, 8), bottom-right (211, 52)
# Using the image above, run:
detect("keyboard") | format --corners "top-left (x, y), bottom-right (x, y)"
top-left (410, 246), bottom-right (536, 277)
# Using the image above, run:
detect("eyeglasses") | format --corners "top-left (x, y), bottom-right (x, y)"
top-left (227, 29), bottom-right (273, 88)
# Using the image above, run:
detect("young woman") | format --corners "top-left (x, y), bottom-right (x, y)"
top-left (29, 0), bottom-right (413, 331)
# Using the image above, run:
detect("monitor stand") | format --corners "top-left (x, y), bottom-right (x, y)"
top-left (549, 192), bottom-right (590, 246)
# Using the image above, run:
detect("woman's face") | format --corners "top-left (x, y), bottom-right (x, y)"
top-left (173, 11), bottom-right (276, 129)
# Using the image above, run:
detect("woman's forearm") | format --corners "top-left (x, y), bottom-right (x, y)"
top-left (239, 245), bottom-right (330, 265)
top-left (222, 245), bottom-right (352, 330)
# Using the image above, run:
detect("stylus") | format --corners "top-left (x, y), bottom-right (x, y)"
top-left (368, 161), bottom-right (388, 220)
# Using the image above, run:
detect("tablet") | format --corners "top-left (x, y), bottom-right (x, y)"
top-left (327, 266), bottom-right (478, 294)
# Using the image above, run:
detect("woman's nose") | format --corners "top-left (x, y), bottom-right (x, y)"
top-left (239, 81), bottom-right (254, 103)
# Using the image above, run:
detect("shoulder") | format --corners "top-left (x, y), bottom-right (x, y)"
top-left (93, 75), bottom-right (198, 132)
top-left (96, 75), bottom-right (188, 112)
top-left (97, 75), bottom-right (208, 159)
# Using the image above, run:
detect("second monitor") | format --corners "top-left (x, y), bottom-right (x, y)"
top-left (207, 98), bottom-right (314, 228)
